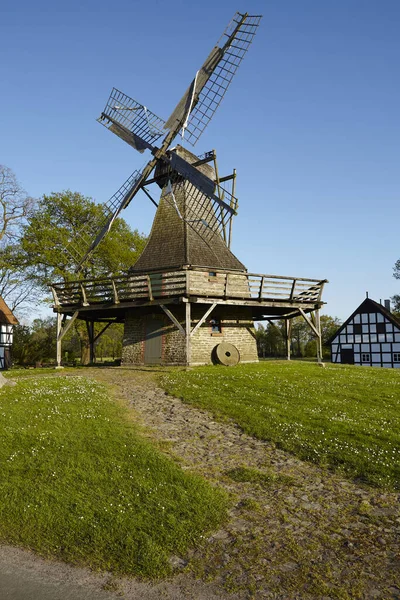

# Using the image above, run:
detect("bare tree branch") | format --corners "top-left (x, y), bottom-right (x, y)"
top-left (0, 165), bottom-right (35, 245)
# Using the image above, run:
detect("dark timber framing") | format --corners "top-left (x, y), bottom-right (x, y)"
top-left (51, 267), bottom-right (327, 366)
top-left (329, 297), bottom-right (400, 369)
top-left (0, 296), bottom-right (18, 370)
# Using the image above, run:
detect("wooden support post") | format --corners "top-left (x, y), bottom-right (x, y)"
top-left (86, 321), bottom-right (95, 364)
top-left (285, 318), bottom-right (293, 360)
top-left (315, 308), bottom-right (323, 363)
top-left (186, 301), bottom-right (191, 366)
top-left (56, 312), bottom-right (63, 368)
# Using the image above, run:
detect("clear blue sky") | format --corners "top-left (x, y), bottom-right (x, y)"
top-left (2, 0), bottom-right (399, 321)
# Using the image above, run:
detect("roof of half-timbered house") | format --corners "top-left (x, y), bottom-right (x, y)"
top-left (328, 298), bottom-right (400, 344)
top-left (0, 297), bottom-right (18, 325)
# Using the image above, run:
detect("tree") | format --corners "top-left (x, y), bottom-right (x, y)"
top-left (392, 260), bottom-right (400, 317)
top-left (0, 166), bottom-right (36, 314)
top-left (256, 314), bottom-right (342, 360)
top-left (12, 318), bottom-right (56, 365)
top-left (18, 191), bottom-right (147, 363)
top-left (0, 165), bottom-right (34, 244)
top-left (19, 191), bottom-right (147, 287)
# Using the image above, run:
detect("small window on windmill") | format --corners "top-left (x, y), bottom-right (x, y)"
top-left (394, 353), bottom-right (400, 363)
top-left (210, 318), bottom-right (222, 335)
top-left (361, 353), bottom-right (370, 363)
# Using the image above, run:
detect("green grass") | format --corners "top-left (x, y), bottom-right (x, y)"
top-left (0, 375), bottom-right (227, 577)
top-left (225, 466), bottom-right (295, 487)
top-left (161, 361), bottom-right (400, 489)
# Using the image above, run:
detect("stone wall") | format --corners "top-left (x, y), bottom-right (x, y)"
top-left (122, 313), bottom-right (145, 364)
top-left (191, 307), bottom-right (258, 365)
top-left (122, 305), bottom-right (258, 366)
top-left (188, 270), bottom-right (252, 299)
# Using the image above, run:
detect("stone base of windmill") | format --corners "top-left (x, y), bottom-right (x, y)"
top-left (122, 307), bottom-right (258, 367)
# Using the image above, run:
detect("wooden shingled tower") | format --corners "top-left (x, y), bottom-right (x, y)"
top-left (131, 146), bottom-right (245, 274)
top-left (51, 12), bottom-right (328, 367)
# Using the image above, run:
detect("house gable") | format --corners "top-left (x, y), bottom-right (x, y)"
top-left (330, 298), bottom-right (400, 368)
top-left (0, 297), bottom-right (18, 370)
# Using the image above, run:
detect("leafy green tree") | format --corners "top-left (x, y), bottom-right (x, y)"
top-left (392, 260), bottom-right (400, 317)
top-left (12, 324), bottom-right (32, 364)
top-left (12, 318), bottom-right (56, 365)
top-left (18, 191), bottom-right (147, 363)
top-left (391, 295), bottom-right (400, 317)
top-left (19, 191), bottom-right (146, 287)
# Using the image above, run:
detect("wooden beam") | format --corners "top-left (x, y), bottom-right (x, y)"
top-left (190, 303), bottom-right (217, 337)
top-left (51, 286), bottom-right (60, 308)
top-left (186, 302), bottom-right (191, 365)
top-left (112, 280), bottom-right (120, 304)
top-left (86, 321), bottom-right (95, 363)
top-left (314, 309), bottom-right (323, 362)
top-left (58, 311), bottom-right (79, 341)
top-left (160, 304), bottom-right (185, 336)
top-left (266, 318), bottom-right (283, 332)
top-left (298, 308), bottom-right (320, 337)
top-left (93, 322), bottom-right (112, 343)
top-left (56, 312), bottom-right (62, 367)
top-left (141, 186), bottom-right (159, 208)
top-left (285, 318), bottom-right (293, 360)
top-left (80, 284), bottom-right (89, 307)
top-left (147, 275), bottom-right (153, 301)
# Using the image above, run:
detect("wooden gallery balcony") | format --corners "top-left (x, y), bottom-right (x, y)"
top-left (51, 268), bottom-right (327, 323)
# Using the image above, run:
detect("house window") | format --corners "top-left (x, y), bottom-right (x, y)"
top-left (210, 319), bottom-right (222, 334)
top-left (209, 271), bottom-right (217, 277)
top-left (394, 353), bottom-right (400, 363)
top-left (353, 324), bottom-right (362, 334)
top-left (361, 353), bottom-right (370, 362)
top-left (376, 323), bottom-right (386, 334)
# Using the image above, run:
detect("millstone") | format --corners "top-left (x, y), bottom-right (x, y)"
top-left (215, 342), bottom-right (240, 366)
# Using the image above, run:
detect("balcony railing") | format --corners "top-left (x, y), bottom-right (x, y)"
top-left (51, 269), bottom-right (326, 309)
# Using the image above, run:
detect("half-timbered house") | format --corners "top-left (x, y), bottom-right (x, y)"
top-left (330, 298), bottom-right (400, 368)
top-left (0, 297), bottom-right (18, 370)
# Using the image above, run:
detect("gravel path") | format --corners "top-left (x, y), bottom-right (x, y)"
top-left (2, 367), bottom-right (399, 599)
top-left (88, 367), bottom-right (400, 599)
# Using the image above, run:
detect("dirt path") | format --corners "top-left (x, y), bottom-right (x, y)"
top-left (3, 367), bottom-right (400, 599)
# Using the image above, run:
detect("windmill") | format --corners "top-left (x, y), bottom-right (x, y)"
top-left (52, 12), bottom-right (328, 368)
top-left (69, 12), bottom-right (262, 272)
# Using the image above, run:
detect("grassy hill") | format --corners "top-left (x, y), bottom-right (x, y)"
top-left (0, 374), bottom-right (227, 577)
top-left (161, 361), bottom-right (400, 489)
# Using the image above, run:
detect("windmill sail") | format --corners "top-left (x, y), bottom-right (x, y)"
top-left (73, 12), bottom-right (261, 271)
top-left (71, 169), bottom-right (144, 269)
top-left (164, 12), bottom-right (262, 145)
top-left (98, 88), bottom-right (166, 153)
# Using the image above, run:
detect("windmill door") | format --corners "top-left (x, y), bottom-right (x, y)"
top-left (144, 319), bottom-right (163, 364)
top-left (341, 348), bottom-right (354, 364)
